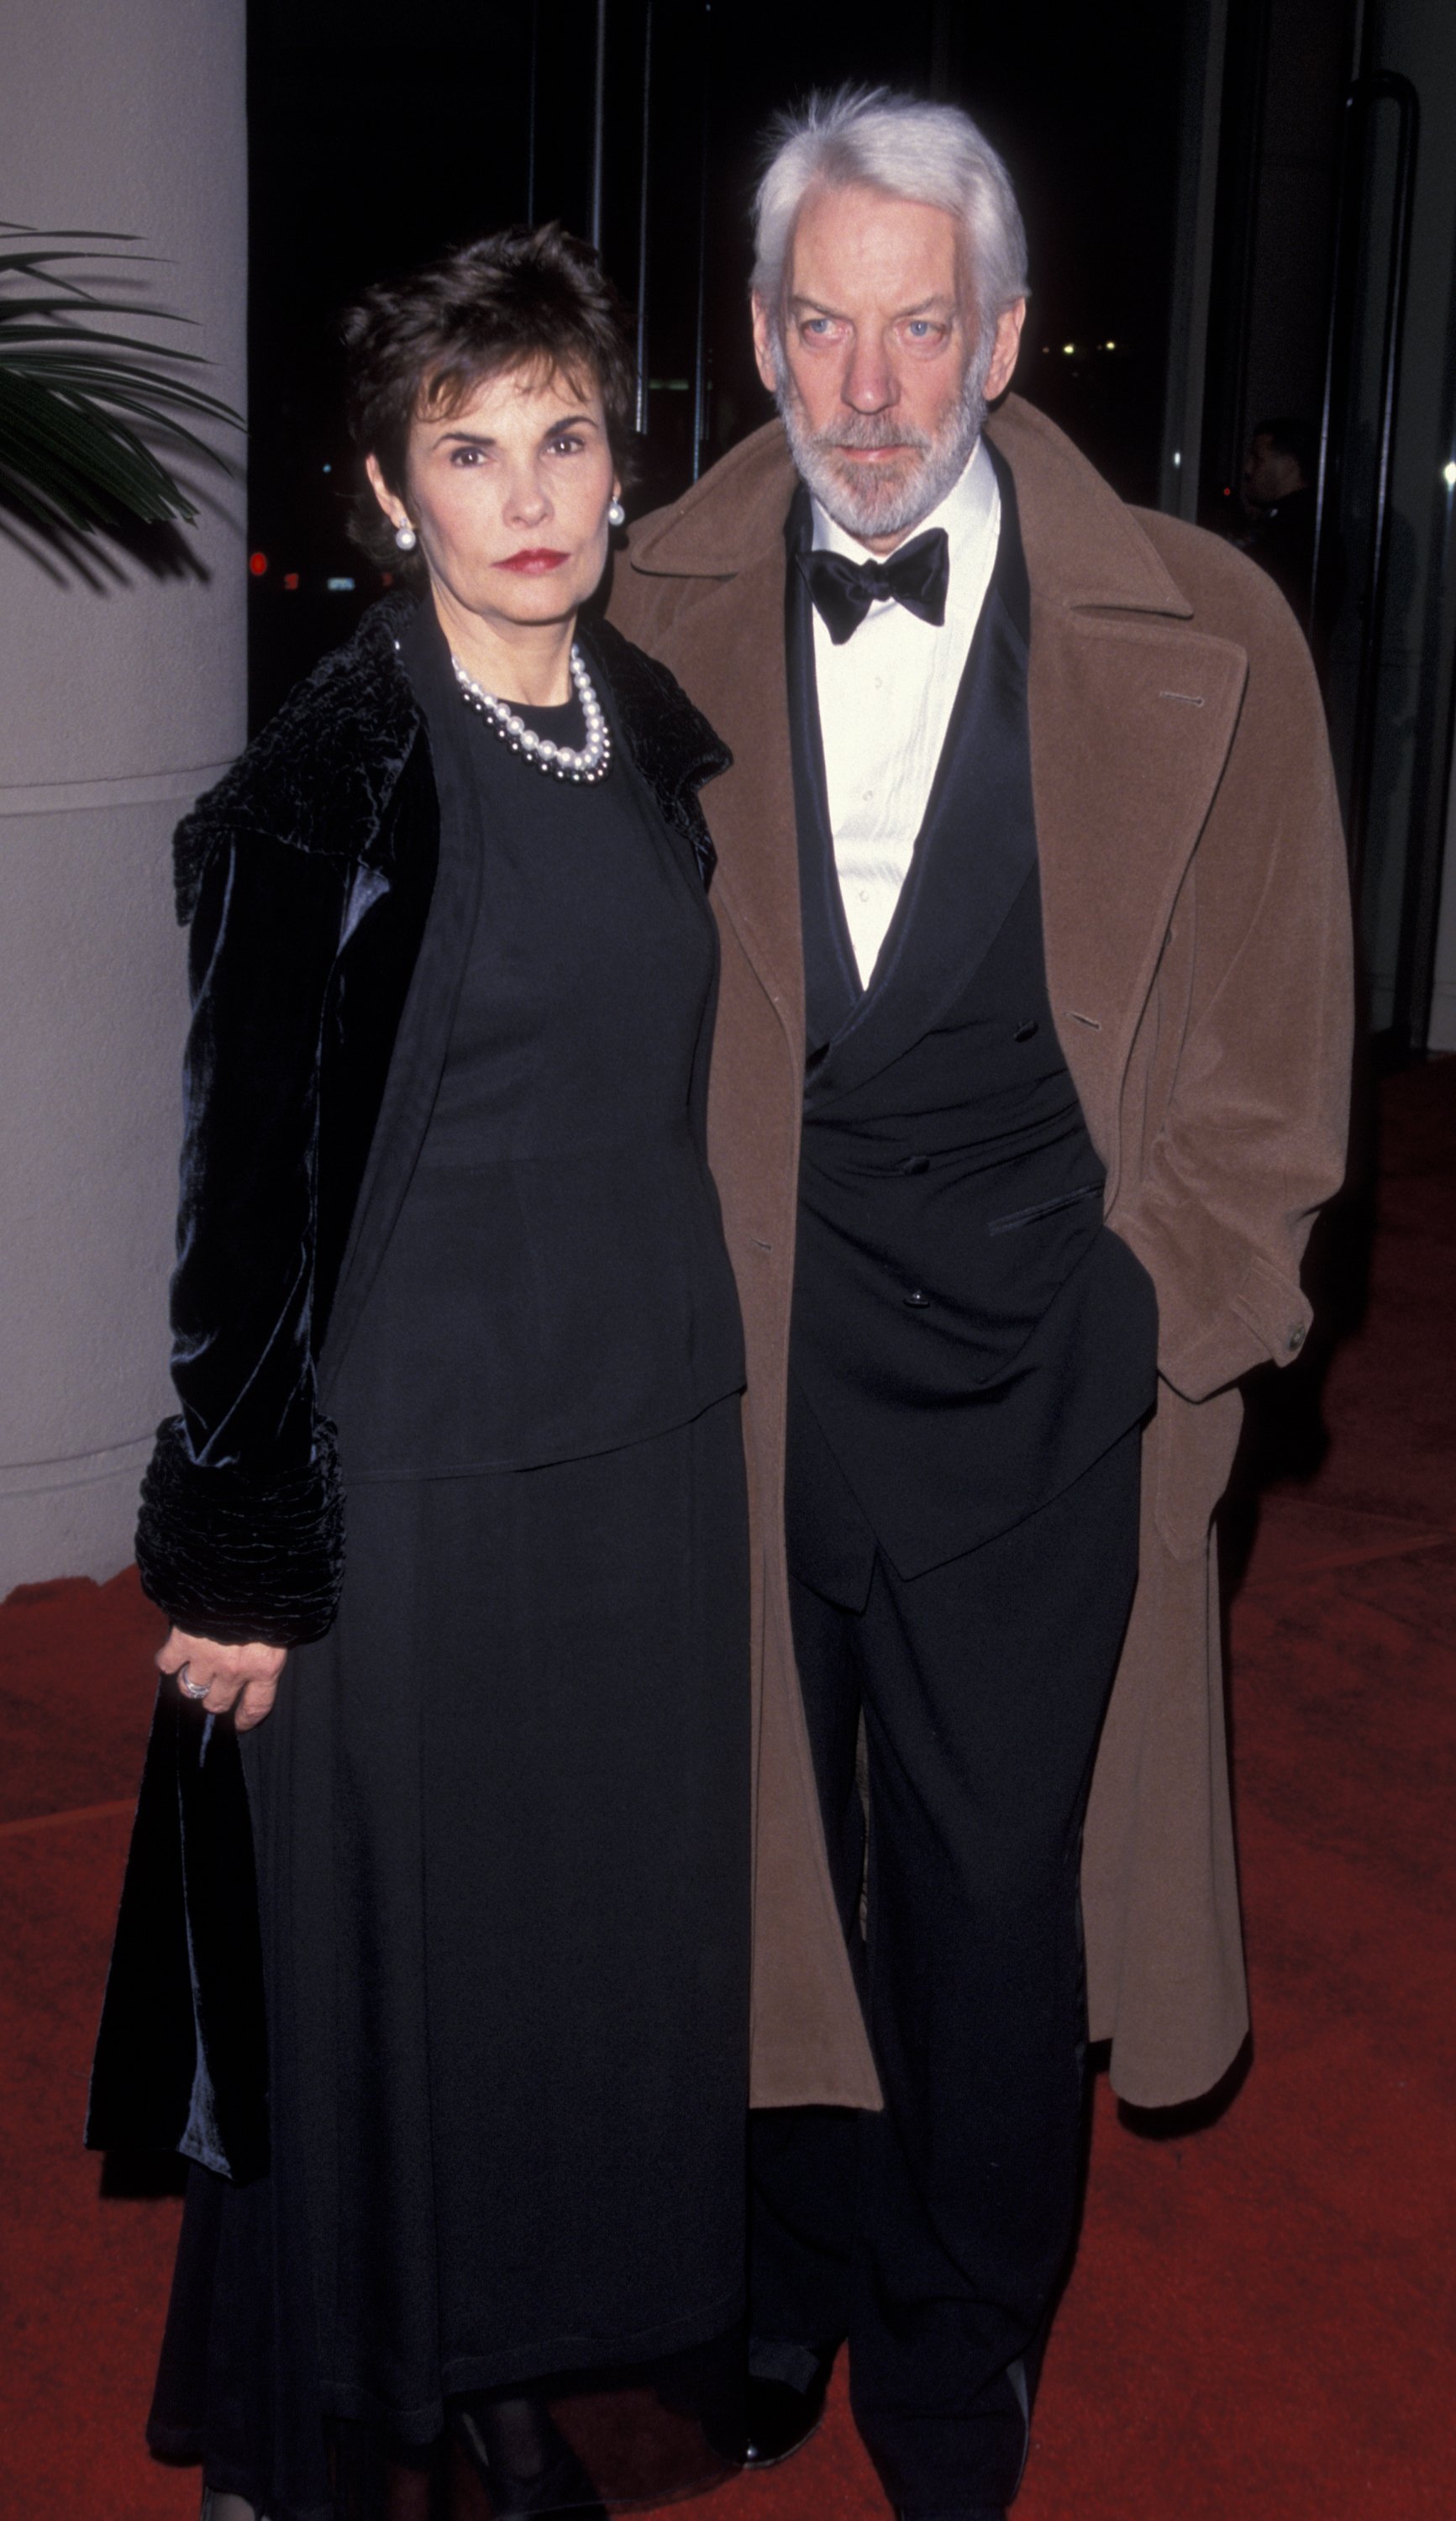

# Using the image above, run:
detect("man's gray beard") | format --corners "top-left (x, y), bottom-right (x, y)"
top-left (776, 361), bottom-right (989, 543)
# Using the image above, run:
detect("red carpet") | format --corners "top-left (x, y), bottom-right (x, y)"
top-left (3, 1061), bottom-right (1453, 2520)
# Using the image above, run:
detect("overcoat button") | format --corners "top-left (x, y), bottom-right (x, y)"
top-left (902, 1287), bottom-right (930, 1308)
top-left (1014, 1019), bottom-right (1038, 1042)
top-left (897, 1154), bottom-right (929, 1175)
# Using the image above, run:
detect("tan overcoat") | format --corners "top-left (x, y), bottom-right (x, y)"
top-left (609, 396), bottom-right (1353, 2111)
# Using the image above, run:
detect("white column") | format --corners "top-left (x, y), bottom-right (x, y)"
top-left (0, 0), bottom-right (246, 1592)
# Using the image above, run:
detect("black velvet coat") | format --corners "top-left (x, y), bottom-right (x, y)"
top-left (87, 594), bottom-right (729, 2177)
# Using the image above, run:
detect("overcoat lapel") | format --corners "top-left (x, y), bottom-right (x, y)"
top-left (1028, 612), bottom-right (1247, 1184)
top-left (656, 547), bottom-right (807, 1046)
top-left (980, 403), bottom-right (1250, 1186)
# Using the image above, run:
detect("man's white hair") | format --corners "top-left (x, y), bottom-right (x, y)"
top-left (752, 86), bottom-right (1028, 343)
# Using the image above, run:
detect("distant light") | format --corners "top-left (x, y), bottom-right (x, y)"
top-left (1172, 451), bottom-right (1182, 469)
top-left (326, 576), bottom-right (355, 592)
top-left (283, 571), bottom-right (300, 591)
top-left (1444, 461), bottom-right (1456, 489)
top-left (322, 462), bottom-right (332, 474)
top-left (381, 570), bottom-right (395, 588)
top-left (1104, 339), bottom-right (1117, 350)
top-left (1062, 343), bottom-right (1075, 355)
top-left (249, 550), bottom-right (268, 576)
top-left (1222, 485), bottom-right (1232, 497)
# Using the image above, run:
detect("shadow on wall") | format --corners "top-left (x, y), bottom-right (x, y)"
top-left (0, 505), bottom-right (213, 592)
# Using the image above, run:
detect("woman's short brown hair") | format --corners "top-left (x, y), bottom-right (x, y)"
top-left (342, 224), bottom-right (636, 571)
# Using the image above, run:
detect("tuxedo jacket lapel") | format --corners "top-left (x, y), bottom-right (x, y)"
top-left (807, 450), bottom-right (1038, 1103)
top-left (784, 489), bottom-right (865, 1052)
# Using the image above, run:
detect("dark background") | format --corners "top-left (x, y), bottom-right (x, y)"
top-left (246, 0), bottom-right (1187, 724)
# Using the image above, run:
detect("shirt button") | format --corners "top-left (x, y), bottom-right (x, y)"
top-left (863, 789), bottom-right (875, 801)
top-left (1014, 1019), bottom-right (1039, 1042)
top-left (902, 1287), bottom-right (931, 1308)
top-left (1288, 1325), bottom-right (1306, 1351)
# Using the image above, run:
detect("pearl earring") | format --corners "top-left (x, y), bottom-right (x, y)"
top-left (607, 497), bottom-right (626, 529)
top-left (394, 521), bottom-right (418, 552)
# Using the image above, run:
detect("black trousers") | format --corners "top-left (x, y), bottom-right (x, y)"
top-left (750, 1414), bottom-right (1143, 2515)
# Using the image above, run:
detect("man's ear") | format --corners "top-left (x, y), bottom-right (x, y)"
top-left (985, 298), bottom-right (1027, 404)
top-left (751, 293), bottom-right (781, 396)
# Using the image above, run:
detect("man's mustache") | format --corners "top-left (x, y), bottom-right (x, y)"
top-left (807, 414), bottom-right (935, 456)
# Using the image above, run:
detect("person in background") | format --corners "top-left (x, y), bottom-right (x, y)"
top-left (1241, 413), bottom-right (1320, 616)
top-left (88, 225), bottom-right (754, 2521)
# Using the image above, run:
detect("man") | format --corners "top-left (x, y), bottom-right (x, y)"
top-left (611, 89), bottom-right (1351, 2521)
top-left (1240, 413), bottom-right (1320, 616)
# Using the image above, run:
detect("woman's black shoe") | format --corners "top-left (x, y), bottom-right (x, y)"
top-left (741, 2355), bottom-right (833, 2467)
top-left (452, 2394), bottom-right (608, 2519)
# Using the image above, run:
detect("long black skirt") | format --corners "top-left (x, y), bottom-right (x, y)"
top-left (150, 1397), bottom-right (750, 2518)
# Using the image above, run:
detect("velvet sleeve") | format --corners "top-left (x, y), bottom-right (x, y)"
top-left (134, 831), bottom-right (351, 1645)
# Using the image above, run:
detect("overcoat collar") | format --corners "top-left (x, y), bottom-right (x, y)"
top-left (626, 393), bottom-right (1191, 611)
top-left (172, 594), bottom-right (730, 923)
top-left (623, 396), bottom-right (1249, 1187)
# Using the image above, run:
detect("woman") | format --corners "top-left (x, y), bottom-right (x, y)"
top-left (89, 226), bottom-right (750, 2521)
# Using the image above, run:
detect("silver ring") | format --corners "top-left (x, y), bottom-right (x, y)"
top-left (177, 1664), bottom-right (210, 1701)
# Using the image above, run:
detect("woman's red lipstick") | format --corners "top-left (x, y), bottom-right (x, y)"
top-left (497, 547), bottom-right (570, 573)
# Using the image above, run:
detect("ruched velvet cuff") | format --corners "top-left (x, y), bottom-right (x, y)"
top-left (135, 1414), bottom-right (345, 1647)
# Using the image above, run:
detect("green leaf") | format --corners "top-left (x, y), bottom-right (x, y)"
top-left (0, 224), bottom-right (242, 545)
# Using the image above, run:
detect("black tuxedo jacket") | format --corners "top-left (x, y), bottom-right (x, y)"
top-left (783, 457), bottom-right (1156, 1591)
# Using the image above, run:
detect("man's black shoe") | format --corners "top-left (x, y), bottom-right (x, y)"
top-left (741, 2354), bottom-right (834, 2466)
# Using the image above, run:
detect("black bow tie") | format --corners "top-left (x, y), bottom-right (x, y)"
top-left (800, 526), bottom-right (950, 645)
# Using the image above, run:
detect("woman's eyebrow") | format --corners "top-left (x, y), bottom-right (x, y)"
top-left (428, 411), bottom-right (598, 453)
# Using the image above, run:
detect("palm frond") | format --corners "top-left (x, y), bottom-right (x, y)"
top-left (0, 225), bottom-right (243, 544)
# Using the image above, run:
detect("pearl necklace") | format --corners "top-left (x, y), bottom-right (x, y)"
top-left (449, 644), bottom-right (612, 782)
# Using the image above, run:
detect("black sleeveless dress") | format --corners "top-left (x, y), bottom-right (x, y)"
top-left (148, 610), bottom-right (750, 2518)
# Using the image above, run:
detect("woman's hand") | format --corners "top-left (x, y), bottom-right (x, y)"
top-left (156, 1628), bottom-right (286, 1733)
